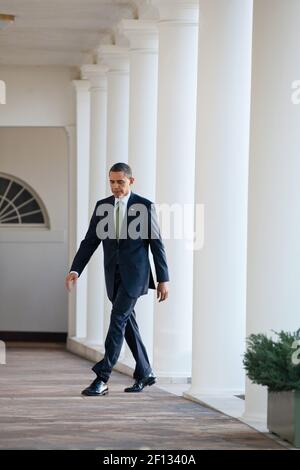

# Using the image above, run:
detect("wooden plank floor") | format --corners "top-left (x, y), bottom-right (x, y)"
top-left (0, 345), bottom-right (285, 450)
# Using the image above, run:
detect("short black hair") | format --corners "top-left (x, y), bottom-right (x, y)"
top-left (109, 162), bottom-right (132, 178)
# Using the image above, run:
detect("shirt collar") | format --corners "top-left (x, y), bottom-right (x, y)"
top-left (114, 189), bottom-right (131, 206)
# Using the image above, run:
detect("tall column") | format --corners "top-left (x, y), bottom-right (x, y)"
top-left (119, 19), bottom-right (158, 201)
top-left (151, 0), bottom-right (199, 379)
top-left (185, 0), bottom-right (253, 400)
top-left (69, 80), bottom-right (91, 338)
top-left (97, 46), bottom-right (130, 336)
top-left (97, 45), bottom-right (130, 194)
top-left (81, 65), bottom-right (108, 345)
top-left (66, 124), bottom-right (80, 338)
top-left (244, 0), bottom-right (300, 423)
top-left (118, 19), bottom-right (159, 364)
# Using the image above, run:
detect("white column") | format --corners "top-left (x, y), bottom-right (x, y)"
top-left (119, 19), bottom-right (158, 201)
top-left (151, 0), bottom-right (199, 379)
top-left (97, 45), bottom-right (130, 192)
top-left (185, 0), bottom-right (253, 400)
top-left (81, 65), bottom-right (108, 345)
top-left (244, 0), bottom-right (300, 423)
top-left (69, 80), bottom-right (91, 338)
top-left (118, 19), bottom-right (159, 365)
top-left (97, 46), bottom-right (130, 336)
top-left (66, 124), bottom-right (79, 338)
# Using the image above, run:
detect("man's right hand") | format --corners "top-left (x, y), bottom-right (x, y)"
top-left (65, 272), bottom-right (78, 292)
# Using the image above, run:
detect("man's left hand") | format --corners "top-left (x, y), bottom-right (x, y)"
top-left (157, 282), bottom-right (169, 302)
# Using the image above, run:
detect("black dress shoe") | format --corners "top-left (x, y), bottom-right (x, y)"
top-left (124, 372), bottom-right (156, 393)
top-left (81, 377), bottom-right (108, 396)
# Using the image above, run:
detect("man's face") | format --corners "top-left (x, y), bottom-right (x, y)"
top-left (109, 171), bottom-right (134, 198)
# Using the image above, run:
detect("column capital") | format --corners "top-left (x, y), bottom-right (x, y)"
top-left (97, 45), bottom-right (129, 74)
top-left (150, 0), bottom-right (199, 23)
top-left (72, 79), bottom-right (90, 93)
top-left (80, 64), bottom-right (108, 90)
top-left (118, 19), bottom-right (158, 53)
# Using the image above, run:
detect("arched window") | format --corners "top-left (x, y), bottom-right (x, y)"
top-left (0, 174), bottom-right (49, 227)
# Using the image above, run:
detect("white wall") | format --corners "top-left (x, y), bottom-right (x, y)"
top-left (0, 65), bottom-right (77, 332)
top-left (0, 65), bottom-right (78, 126)
top-left (0, 127), bottom-right (69, 332)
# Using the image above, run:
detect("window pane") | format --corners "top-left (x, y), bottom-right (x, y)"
top-left (18, 200), bottom-right (40, 215)
top-left (0, 200), bottom-right (16, 217)
top-left (2, 217), bottom-right (19, 224)
top-left (0, 178), bottom-right (9, 196)
top-left (0, 198), bottom-right (10, 213)
top-left (13, 189), bottom-right (32, 207)
top-left (0, 208), bottom-right (19, 223)
top-left (0, 176), bottom-right (46, 226)
top-left (6, 182), bottom-right (23, 201)
top-left (21, 213), bottom-right (44, 224)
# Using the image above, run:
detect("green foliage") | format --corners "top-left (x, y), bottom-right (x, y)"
top-left (243, 330), bottom-right (300, 391)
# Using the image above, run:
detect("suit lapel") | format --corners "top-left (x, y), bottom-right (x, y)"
top-left (126, 191), bottom-right (137, 212)
top-left (107, 195), bottom-right (115, 205)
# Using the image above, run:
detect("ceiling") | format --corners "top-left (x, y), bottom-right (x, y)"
top-left (0, 0), bottom-right (138, 66)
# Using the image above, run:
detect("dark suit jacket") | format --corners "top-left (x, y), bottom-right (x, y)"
top-left (70, 192), bottom-right (169, 301)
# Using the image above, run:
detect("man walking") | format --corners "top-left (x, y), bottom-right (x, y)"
top-left (65, 163), bottom-right (169, 396)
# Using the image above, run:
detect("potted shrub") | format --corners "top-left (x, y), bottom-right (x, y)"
top-left (243, 330), bottom-right (300, 447)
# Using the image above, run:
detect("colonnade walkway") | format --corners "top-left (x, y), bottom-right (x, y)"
top-left (0, 345), bottom-right (284, 450)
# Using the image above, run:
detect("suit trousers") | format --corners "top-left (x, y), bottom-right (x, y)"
top-left (92, 265), bottom-right (152, 383)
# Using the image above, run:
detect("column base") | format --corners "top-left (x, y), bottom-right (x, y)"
top-left (67, 336), bottom-right (104, 363)
top-left (67, 336), bottom-right (191, 382)
top-left (241, 411), bottom-right (268, 432)
top-left (67, 336), bottom-right (135, 378)
top-left (184, 388), bottom-right (245, 420)
top-left (155, 372), bottom-right (191, 384)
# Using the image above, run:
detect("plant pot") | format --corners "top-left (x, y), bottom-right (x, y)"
top-left (267, 390), bottom-right (300, 447)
